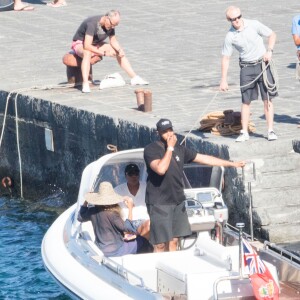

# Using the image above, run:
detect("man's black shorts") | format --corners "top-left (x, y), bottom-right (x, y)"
top-left (146, 201), bottom-right (192, 245)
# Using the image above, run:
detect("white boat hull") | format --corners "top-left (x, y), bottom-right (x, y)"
top-left (42, 148), bottom-right (290, 299)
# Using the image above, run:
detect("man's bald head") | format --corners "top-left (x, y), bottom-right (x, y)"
top-left (226, 6), bottom-right (241, 21)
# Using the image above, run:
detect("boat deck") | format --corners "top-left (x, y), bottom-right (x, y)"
top-left (280, 282), bottom-right (300, 299)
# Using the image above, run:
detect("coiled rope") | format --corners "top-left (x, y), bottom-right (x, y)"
top-left (199, 110), bottom-right (256, 136)
top-left (262, 60), bottom-right (279, 99)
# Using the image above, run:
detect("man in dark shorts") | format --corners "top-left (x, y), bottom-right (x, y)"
top-left (72, 10), bottom-right (148, 93)
top-left (220, 6), bottom-right (278, 142)
top-left (143, 118), bottom-right (246, 252)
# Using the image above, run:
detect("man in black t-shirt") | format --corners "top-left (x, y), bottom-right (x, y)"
top-left (144, 118), bottom-right (246, 252)
top-left (71, 10), bottom-right (148, 93)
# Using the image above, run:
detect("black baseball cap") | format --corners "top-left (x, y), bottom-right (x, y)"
top-left (125, 163), bottom-right (140, 174)
top-left (156, 118), bottom-right (173, 132)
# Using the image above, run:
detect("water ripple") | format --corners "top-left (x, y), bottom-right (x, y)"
top-left (0, 196), bottom-right (70, 300)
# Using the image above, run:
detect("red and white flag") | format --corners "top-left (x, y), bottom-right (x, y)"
top-left (243, 238), bottom-right (279, 300)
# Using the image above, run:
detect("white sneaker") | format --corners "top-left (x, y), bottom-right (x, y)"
top-left (131, 75), bottom-right (149, 86)
top-left (82, 83), bottom-right (90, 93)
top-left (268, 131), bottom-right (278, 141)
top-left (235, 132), bottom-right (249, 142)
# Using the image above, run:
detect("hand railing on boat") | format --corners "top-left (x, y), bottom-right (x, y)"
top-left (213, 223), bottom-right (249, 300)
top-left (102, 257), bottom-right (146, 288)
top-left (242, 161), bottom-right (256, 241)
top-left (76, 223), bottom-right (146, 288)
top-left (263, 241), bottom-right (300, 266)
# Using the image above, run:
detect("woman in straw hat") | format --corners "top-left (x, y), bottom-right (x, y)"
top-left (77, 181), bottom-right (151, 257)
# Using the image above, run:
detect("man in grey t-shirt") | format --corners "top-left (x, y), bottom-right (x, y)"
top-left (72, 10), bottom-right (148, 93)
top-left (219, 6), bottom-right (278, 142)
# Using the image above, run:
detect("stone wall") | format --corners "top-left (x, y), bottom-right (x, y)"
top-left (0, 92), bottom-right (152, 202)
top-left (0, 93), bottom-right (237, 205)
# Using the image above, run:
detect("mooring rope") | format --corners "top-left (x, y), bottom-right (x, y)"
top-left (180, 90), bottom-right (220, 145)
top-left (0, 92), bottom-right (12, 149)
top-left (14, 92), bottom-right (23, 198)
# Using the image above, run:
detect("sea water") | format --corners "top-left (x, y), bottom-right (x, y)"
top-left (0, 195), bottom-right (70, 300)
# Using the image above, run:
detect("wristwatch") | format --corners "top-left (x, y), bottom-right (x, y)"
top-left (167, 146), bottom-right (174, 152)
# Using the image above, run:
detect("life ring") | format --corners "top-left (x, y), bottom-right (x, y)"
top-left (1, 176), bottom-right (12, 188)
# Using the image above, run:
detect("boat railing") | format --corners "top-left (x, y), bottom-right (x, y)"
top-left (242, 161), bottom-right (256, 241)
top-left (223, 222), bottom-right (254, 246)
top-left (102, 257), bottom-right (146, 288)
top-left (213, 223), bottom-right (249, 300)
top-left (263, 241), bottom-right (300, 266)
top-left (213, 274), bottom-right (249, 300)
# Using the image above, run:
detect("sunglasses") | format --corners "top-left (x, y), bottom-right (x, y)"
top-left (127, 171), bottom-right (139, 177)
top-left (108, 17), bottom-right (118, 27)
top-left (228, 14), bottom-right (242, 22)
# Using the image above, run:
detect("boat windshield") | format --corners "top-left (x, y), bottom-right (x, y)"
top-left (183, 164), bottom-right (224, 192)
top-left (92, 160), bottom-right (147, 191)
top-left (92, 162), bottom-right (223, 193)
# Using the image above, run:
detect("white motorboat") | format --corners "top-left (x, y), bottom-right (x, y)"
top-left (42, 148), bottom-right (300, 299)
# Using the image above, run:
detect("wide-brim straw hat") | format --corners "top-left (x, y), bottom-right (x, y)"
top-left (85, 181), bottom-right (123, 206)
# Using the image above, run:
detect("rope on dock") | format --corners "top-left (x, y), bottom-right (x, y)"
top-left (199, 110), bottom-right (256, 136)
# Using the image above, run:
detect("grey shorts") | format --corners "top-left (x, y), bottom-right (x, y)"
top-left (240, 62), bottom-right (278, 104)
top-left (146, 201), bottom-right (192, 245)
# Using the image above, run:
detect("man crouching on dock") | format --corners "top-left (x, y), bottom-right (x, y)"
top-left (71, 10), bottom-right (149, 93)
